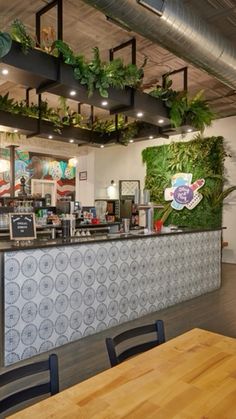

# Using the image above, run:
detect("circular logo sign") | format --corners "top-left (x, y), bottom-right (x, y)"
top-left (173, 185), bottom-right (193, 204)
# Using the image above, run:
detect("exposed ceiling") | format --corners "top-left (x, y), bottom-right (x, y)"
top-left (0, 0), bottom-right (236, 123)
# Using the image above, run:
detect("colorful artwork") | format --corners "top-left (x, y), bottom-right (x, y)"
top-left (0, 149), bottom-right (76, 198)
top-left (164, 173), bottom-right (205, 210)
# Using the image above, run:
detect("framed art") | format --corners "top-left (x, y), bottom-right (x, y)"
top-left (119, 180), bottom-right (140, 198)
top-left (79, 171), bottom-right (87, 181)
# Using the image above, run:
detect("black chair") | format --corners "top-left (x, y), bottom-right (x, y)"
top-left (0, 353), bottom-right (59, 415)
top-left (106, 320), bottom-right (165, 367)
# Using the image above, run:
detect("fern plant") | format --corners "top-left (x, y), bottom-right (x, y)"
top-left (11, 19), bottom-right (35, 54)
top-left (150, 78), bottom-right (215, 132)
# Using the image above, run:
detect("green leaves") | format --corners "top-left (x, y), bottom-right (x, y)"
top-left (52, 41), bottom-right (144, 98)
top-left (0, 32), bottom-right (12, 58)
top-left (143, 135), bottom-right (230, 228)
top-left (52, 40), bottom-right (76, 64)
top-left (11, 19), bottom-right (35, 54)
top-left (150, 78), bottom-right (215, 132)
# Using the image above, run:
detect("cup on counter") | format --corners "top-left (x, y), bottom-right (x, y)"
top-left (154, 219), bottom-right (163, 232)
top-left (122, 218), bottom-right (130, 233)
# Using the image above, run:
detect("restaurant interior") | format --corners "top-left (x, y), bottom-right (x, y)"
top-left (0, 0), bottom-right (236, 417)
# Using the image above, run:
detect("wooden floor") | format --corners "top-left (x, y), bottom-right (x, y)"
top-left (2, 263), bottom-right (236, 393)
top-left (52, 263), bottom-right (236, 390)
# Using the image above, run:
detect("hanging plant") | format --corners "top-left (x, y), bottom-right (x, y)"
top-left (0, 32), bottom-right (12, 58)
top-left (52, 41), bottom-right (145, 98)
top-left (149, 78), bottom-right (215, 132)
top-left (10, 19), bottom-right (35, 54)
top-left (0, 92), bottom-right (140, 143)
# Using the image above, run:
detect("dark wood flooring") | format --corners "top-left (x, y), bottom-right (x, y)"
top-left (56, 263), bottom-right (236, 389)
top-left (1, 263), bottom-right (236, 392)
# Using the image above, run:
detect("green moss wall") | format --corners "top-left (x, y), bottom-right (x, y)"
top-left (142, 135), bottom-right (225, 228)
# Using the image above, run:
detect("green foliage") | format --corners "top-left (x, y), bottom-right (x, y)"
top-left (119, 121), bottom-right (139, 145)
top-left (150, 78), bottom-right (215, 132)
top-left (0, 32), bottom-right (12, 58)
top-left (0, 92), bottom-right (138, 142)
top-left (142, 135), bottom-right (233, 228)
top-left (0, 92), bottom-right (15, 111)
top-left (52, 41), bottom-right (145, 98)
top-left (10, 19), bottom-right (35, 54)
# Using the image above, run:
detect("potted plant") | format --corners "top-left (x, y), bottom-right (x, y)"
top-left (149, 78), bottom-right (215, 132)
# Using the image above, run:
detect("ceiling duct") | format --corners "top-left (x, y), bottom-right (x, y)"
top-left (83, 0), bottom-right (236, 90)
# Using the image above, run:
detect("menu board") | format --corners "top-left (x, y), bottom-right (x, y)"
top-left (9, 213), bottom-right (36, 241)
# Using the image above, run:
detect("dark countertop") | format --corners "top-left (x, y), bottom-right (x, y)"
top-left (0, 227), bottom-right (223, 252)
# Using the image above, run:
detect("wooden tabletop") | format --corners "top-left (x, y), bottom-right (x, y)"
top-left (8, 328), bottom-right (236, 418)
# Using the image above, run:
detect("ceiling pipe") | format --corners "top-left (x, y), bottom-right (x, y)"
top-left (82, 0), bottom-right (236, 90)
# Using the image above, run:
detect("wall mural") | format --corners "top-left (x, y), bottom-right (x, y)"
top-left (0, 149), bottom-right (76, 198)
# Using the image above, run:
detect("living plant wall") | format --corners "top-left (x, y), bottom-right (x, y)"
top-left (142, 135), bottom-right (235, 229)
top-left (0, 149), bottom-right (75, 198)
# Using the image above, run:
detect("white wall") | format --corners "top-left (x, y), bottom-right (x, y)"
top-left (77, 148), bottom-right (95, 206)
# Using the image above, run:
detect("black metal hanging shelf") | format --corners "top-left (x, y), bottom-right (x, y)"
top-left (0, 41), bottom-right (170, 127)
top-left (0, 110), bottom-right (166, 147)
top-left (0, 110), bottom-right (102, 145)
top-left (1, 41), bottom-right (58, 89)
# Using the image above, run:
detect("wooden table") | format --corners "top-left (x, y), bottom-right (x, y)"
top-left (8, 328), bottom-right (236, 418)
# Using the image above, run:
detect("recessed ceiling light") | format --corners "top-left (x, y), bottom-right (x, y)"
top-left (149, 135), bottom-right (154, 139)
top-left (13, 129), bottom-right (18, 133)
top-left (48, 135), bottom-right (53, 139)
top-left (129, 139), bottom-right (134, 143)
top-left (69, 139), bottom-right (74, 143)
top-left (187, 128), bottom-right (193, 132)
top-left (100, 145), bottom-right (104, 148)
top-left (137, 112), bottom-right (143, 118)
top-left (158, 119), bottom-right (164, 124)
top-left (70, 90), bottom-right (76, 96)
top-left (101, 100), bottom-right (108, 106)
top-left (1, 69), bottom-right (9, 75)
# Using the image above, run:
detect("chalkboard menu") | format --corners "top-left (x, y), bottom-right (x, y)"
top-left (9, 213), bottom-right (36, 240)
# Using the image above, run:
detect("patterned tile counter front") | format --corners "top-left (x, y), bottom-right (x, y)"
top-left (3, 230), bottom-right (221, 366)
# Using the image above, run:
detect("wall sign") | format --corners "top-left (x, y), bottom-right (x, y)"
top-left (9, 213), bottom-right (36, 241)
top-left (164, 173), bottom-right (205, 210)
top-left (79, 171), bottom-right (87, 181)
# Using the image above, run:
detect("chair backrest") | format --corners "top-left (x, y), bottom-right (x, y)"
top-left (106, 320), bottom-right (165, 367)
top-left (0, 353), bottom-right (59, 414)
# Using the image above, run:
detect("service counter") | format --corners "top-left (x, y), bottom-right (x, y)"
top-left (1, 228), bottom-right (222, 366)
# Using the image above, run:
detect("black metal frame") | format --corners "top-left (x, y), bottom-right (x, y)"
top-left (109, 38), bottom-right (136, 65)
top-left (36, 0), bottom-right (63, 94)
top-left (162, 66), bottom-right (188, 92)
top-left (36, 0), bottom-right (63, 45)
top-left (109, 39), bottom-right (136, 117)
top-left (106, 320), bottom-right (165, 367)
top-left (0, 354), bottom-right (59, 414)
